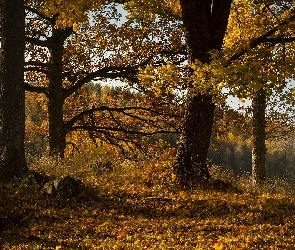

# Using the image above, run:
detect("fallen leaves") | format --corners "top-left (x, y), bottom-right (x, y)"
top-left (2, 160), bottom-right (295, 249)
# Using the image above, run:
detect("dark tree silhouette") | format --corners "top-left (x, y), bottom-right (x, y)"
top-left (0, 0), bottom-right (28, 181)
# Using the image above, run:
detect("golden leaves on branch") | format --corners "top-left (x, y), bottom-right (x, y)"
top-left (223, 0), bottom-right (295, 99)
top-left (138, 63), bottom-right (182, 98)
top-left (30, 0), bottom-right (104, 27)
top-left (123, 0), bottom-right (181, 22)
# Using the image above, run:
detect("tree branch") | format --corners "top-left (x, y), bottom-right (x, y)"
top-left (229, 11), bottom-right (295, 62)
top-left (25, 5), bottom-right (54, 24)
top-left (24, 66), bottom-right (48, 74)
top-left (25, 83), bottom-right (47, 95)
top-left (25, 61), bottom-right (48, 67)
top-left (62, 48), bottom-right (186, 99)
top-left (25, 36), bottom-right (50, 48)
top-left (63, 66), bottom-right (138, 98)
top-left (65, 105), bottom-right (181, 130)
top-left (69, 125), bottom-right (178, 135)
top-left (265, 37), bottom-right (295, 43)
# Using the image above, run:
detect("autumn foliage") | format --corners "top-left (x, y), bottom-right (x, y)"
top-left (3, 0), bottom-right (295, 249)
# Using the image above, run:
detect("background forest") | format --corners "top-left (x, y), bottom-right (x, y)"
top-left (25, 82), bottom-right (295, 179)
top-left (2, 0), bottom-right (295, 249)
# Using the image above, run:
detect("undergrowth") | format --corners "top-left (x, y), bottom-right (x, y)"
top-left (1, 149), bottom-right (295, 249)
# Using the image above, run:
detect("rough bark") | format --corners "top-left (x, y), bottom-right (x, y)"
top-left (174, 93), bottom-right (215, 186)
top-left (174, 0), bottom-right (232, 187)
top-left (47, 27), bottom-right (72, 158)
top-left (0, 0), bottom-right (28, 181)
top-left (252, 88), bottom-right (267, 184)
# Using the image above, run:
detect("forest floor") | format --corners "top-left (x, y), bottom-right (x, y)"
top-left (1, 153), bottom-right (295, 249)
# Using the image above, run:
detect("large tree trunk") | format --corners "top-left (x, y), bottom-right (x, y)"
top-left (174, 0), bottom-right (232, 187)
top-left (252, 88), bottom-right (267, 184)
top-left (174, 92), bottom-right (215, 186)
top-left (47, 27), bottom-right (71, 158)
top-left (0, 0), bottom-right (28, 181)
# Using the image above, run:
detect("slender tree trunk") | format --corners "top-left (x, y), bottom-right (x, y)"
top-left (173, 0), bottom-right (231, 187)
top-left (0, 0), bottom-right (28, 181)
top-left (252, 88), bottom-right (267, 184)
top-left (47, 28), bottom-right (69, 158)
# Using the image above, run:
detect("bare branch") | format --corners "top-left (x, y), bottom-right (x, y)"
top-left (70, 125), bottom-right (179, 135)
top-left (63, 66), bottom-right (138, 98)
top-left (25, 36), bottom-right (50, 48)
top-left (25, 83), bottom-right (47, 95)
top-left (25, 5), bottom-right (54, 24)
top-left (265, 37), bottom-right (295, 43)
top-left (65, 105), bottom-right (181, 130)
top-left (25, 61), bottom-right (48, 67)
top-left (24, 66), bottom-right (48, 74)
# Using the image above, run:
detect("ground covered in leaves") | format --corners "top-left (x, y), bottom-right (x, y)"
top-left (1, 154), bottom-right (295, 249)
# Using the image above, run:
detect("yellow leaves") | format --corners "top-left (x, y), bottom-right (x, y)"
top-left (213, 242), bottom-right (224, 250)
top-left (84, 235), bottom-right (90, 241)
top-left (164, 0), bottom-right (181, 16)
top-left (190, 59), bottom-right (228, 101)
top-left (35, 0), bottom-right (104, 28)
top-left (55, 246), bottom-right (62, 250)
top-left (239, 98), bottom-right (246, 104)
top-left (138, 63), bottom-right (181, 98)
top-left (260, 193), bottom-right (271, 199)
top-left (72, 23), bottom-right (79, 32)
top-left (139, 57), bottom-right (228, 103)
top-left (222, 0), bottom-right (295, 99)
top-left (224, 0), bottom-right (269, 52)
top-left (117, 229), bottom-right (128, 238)
top-left (147, 162), bottom-right (162, 173)
top-left (227, 131), bottom-right (236, 141)
top-left (171, 173), bottom-right (177, 181)
top-left (124, 0), bottom-right (181, 22)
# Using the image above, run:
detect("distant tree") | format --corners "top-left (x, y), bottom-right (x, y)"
top-left (85, 82), bottom-right (102, 96)
top-left (224, 0), bottom-right (295, 184)
top-left (252, 87), bottom-right (267, 183)
top-left (25, 92), bottom-right (47, 155)
top-left (0, 0), bottom-right (28, 181)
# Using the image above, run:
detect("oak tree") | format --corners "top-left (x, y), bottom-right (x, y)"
top-left (25, 1), bottom-right (183, 158)
top-left (126, 0), bottom-right (295, 187)
top-left (171, 0), bottom-right (232, 187)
